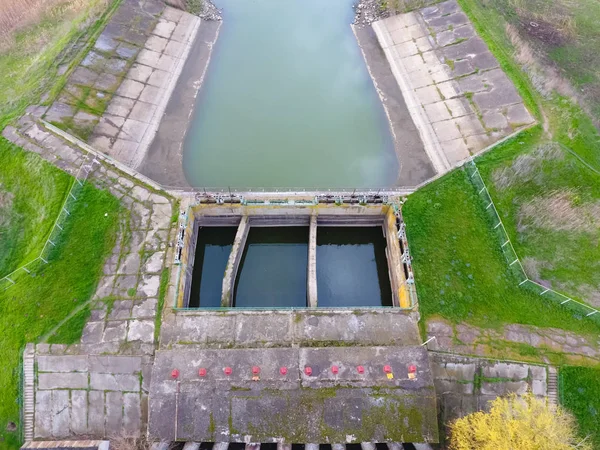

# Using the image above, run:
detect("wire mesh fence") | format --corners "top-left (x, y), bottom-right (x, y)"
top-left (0, 157), bottom-right (99, 292)
top-left (464, 157), bottom-right (600, 325)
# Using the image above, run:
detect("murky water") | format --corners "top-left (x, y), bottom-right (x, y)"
top-left (317, 227), bottom-right (392, 307)
top-left (182, 0), bottom-right (398, 188)
top-left (234, 227), bottom-right (308, 307)
top-left (189, 227), bottom-right (237, 307)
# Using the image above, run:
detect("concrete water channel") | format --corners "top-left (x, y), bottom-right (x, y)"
top-left (187, 224), bottom-right (393, 309)
top-left (176, 203), bottom-right (414, 310)
top-left (182, 0), bottom-right (398, 189)
top-left (138, 0), bottom-right (434, 189)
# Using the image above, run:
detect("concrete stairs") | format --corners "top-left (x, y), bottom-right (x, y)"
top-left (547, 366), bottom-right (558, 406)
top-left (22, 344), bottom-right (36, 442)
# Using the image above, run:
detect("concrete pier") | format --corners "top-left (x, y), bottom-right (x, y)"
top-left (387, 443), bottom-right (405, 450)
top-left (307, 214), bottom-right (318, 308)
top-left (221, 216), bottom-right (249, 307)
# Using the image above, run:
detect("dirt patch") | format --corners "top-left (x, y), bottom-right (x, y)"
top-left (575, 284), bottom-right (600, 309)
top-left (519, 18), bottom-right (569, 47)
top-left (509, 0), bottom-right (576, 46)
top-left (0, 189), bottom-right (15, 228)
top-left (0, 0), bottom-right (101, 51)
top-left (506, 24), bottom-right (577, 101)
top-left (492, 142), bottom-right (563, 190)
top-left (518, 190), bottom-right (600, 234)
top-left (521, 256), bottom-right (553, 288)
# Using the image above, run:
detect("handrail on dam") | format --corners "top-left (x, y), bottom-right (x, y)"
top-left (186, 191), bottom-right (410, 206)
top-left (173, 188), bottom-right (415, 201)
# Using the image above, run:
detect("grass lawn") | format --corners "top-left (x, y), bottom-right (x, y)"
top-left (403, 168), bottom-right (600, 336)
top-left (559, 366), bottom-right (600, 448)
top-left (0, 181), bottom-right (120, 448)
top-left (0, 0), bottom-right (123, 447)
top-left (455, 0), bottom-right (600, 308)
top-left (0, 0), bottom-right (115, 129)
top-left (0, 138), bottom-right (72, 278)
top-left (476, 127), bottom-right (600, 308)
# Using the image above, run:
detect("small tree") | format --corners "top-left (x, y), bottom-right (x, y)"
top-left (449, 392), bottom-right (591, 450)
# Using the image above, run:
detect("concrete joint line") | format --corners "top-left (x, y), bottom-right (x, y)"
top-left (372, 20), bottom-right (451, 175)
top-left (133, 17), bottom-right (204, 170)
top-left (40, 120), bottom-right (168, 194)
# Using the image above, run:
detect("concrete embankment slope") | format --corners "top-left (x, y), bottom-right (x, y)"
top-left (371, 0), bottom-right (535, 181)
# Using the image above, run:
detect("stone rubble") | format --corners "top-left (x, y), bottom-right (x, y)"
top-left (353, 0), bottom-right (391, 27)
top-left (197, 0), bottom-right (222, 21)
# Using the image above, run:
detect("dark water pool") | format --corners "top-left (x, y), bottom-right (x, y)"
top-left (316, 227), bottom-right (392, 307)
top-left (189, 227), bottom-right (237, 307)
top-left (234, 227), bottom-right (308, 307)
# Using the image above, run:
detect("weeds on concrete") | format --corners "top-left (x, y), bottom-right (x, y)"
top-left (154, 268), bottom-right (170, 343)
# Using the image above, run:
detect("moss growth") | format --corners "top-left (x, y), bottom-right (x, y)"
top-left (228, 387), bottom-right (436, 443)
top-left (208, 411), bottom-right (216, 437)
top-left (154, 268), bottom-right (170, 343)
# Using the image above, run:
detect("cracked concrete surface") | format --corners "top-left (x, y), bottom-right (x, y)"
top-left (89, 7), bottom-right (201, 169)
top-left (44, 0), bottom-right (165, 140)
top-left (373, 0), bottom-right (535, 175)
top-left (429, 352), bottom-right (555, 435)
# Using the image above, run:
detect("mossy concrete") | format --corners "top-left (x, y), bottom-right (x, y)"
top-left (148, 346), bottom-right (438, 443)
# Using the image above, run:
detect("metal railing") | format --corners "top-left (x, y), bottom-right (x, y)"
top-left (464, 157), bottom-right (600, 324)
top-left (0, 156), bottom-right (99, 291)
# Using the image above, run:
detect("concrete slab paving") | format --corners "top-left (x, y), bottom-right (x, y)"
top-left (41, 0), bottom-right (164, 140)
top-left (372, 0), bottom-right (535, 176)
top-left (90, 7), bottom-right (201, 173)
top-left (149, 347), bottom-right (438, 443)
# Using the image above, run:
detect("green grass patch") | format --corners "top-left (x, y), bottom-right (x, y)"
top-left (409, 0), bottom-right (600, 330)
top-left (458, 0), bottom-right (600, 169)
top-left (0, 137), bottom-right (71, 277)
top-left (475, 126), bottom-right (600, 306)
top-left (154, 268), bottom-right (170, 343)
top-left (403, 168), bottom-right (600, 335)
top-left (0, 182), bottom-right (119, 448)
top-left (46, 305), bottom-right (92, 345)
top-left (559, 366), bottom-right (600, 448)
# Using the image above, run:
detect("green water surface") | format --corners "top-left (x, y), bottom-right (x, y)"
top-left (182, 0), bottom-right (398, 188)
